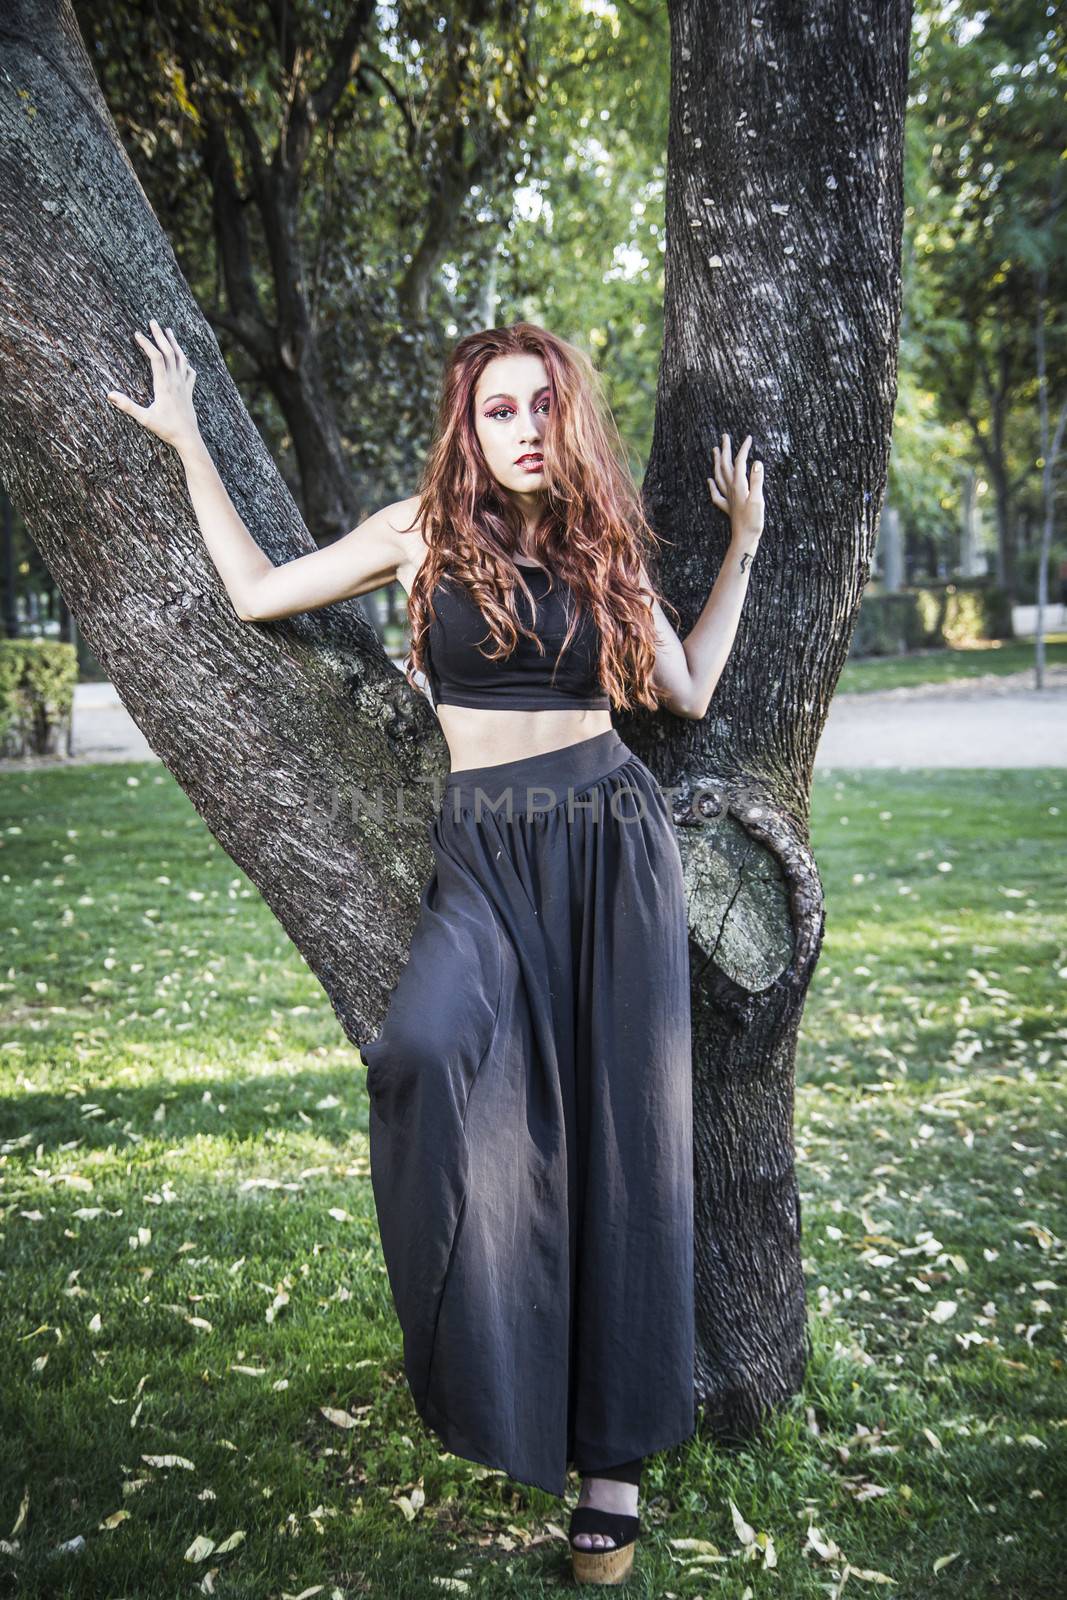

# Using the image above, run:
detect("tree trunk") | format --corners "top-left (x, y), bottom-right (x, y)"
top-left (878, 502), bottom-right (904, 592)
top-left (266, 351), bottom-right (363, 549)
top-left (988, 457), bottom-right (1016, 598)
top-left (0, 0), bottom-right (447, 1048)
top-left (967, 342), bottom-right (1020, 600)
top-left (626, 0), bottom-right (913, 1440)
top-left (960, 467), bottom-right (981, 577)
top-left (194, 81), bottom-right (386, 604)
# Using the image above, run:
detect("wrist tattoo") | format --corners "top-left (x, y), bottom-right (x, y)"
top-left (739, 551), bottom-right (753, 574)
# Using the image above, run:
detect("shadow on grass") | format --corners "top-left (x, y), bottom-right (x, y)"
top-left (0, 1064), bottom-right (373, 1153)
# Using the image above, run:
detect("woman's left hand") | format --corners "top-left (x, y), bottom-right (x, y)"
top-left (708, 432), bottom-right (765, 549)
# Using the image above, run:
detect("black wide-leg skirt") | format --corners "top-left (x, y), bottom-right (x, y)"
top-left (361, 728), bottom-right (695, 1497)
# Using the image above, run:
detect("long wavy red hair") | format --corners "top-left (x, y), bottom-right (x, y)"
top-left (400, 322), bottom-right (678, 713)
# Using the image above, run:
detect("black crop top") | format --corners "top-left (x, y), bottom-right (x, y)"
top-left (424, 565), bottom-right (610, 711)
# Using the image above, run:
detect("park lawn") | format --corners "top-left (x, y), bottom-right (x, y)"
top-left (835, 633), bottom-right (1067, 694)
top-left (0, 761), bottom-right (1063, 1599)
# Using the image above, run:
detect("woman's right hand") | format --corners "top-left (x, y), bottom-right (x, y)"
top-left (106, 318), bottom-right (200, 449)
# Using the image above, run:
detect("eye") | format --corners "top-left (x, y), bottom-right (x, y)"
top-left (483, 399), bottom-right (551, 421)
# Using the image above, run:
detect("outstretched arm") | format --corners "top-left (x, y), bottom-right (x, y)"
top-left (645, 431), bottom-right (765, 720)
top-left (106, 318), bottom-right (412, 622)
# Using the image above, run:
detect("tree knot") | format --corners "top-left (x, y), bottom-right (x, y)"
top-left (670, 771), bottom-right (774, 832)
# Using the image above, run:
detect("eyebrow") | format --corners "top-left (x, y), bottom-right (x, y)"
top-left (479, 386), bottom-right (550, 406)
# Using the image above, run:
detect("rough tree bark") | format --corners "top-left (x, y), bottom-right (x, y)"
top-left (619, 0), bottom-right (914, 1439)
top-left (0, 0), bottom-right (912, 1453)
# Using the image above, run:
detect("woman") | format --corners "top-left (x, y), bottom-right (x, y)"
top-left (106, 319), bottom-right (764, 1586)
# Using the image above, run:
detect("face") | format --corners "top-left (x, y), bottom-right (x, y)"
top-left (473, 352), bottom-right (551, 499)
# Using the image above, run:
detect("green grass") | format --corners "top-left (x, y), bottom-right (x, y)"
top-left (0, 762), bottom-right (1064, 1598)
top-left (836, 634), bottom-right (1067, 694)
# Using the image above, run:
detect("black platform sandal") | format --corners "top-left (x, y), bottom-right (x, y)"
top-left (568, 1504), bottom-right (640, 1586)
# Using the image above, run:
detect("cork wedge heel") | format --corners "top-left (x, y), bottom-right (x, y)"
top-left (568, 1506), bottom-right (640, 1585)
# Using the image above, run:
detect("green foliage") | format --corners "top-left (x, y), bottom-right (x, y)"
top-left (493, 1), bottom-right (671, 475)
top-left (68, 0), bottom-right (1064, 603)
top-left (850, 581), bottom-right (1013, 658)
top-left (885, 367), bottom-right (972, 558)
top-left (0, 639), bottom-right (78, 756)
top-left (1017, 537), bottom-right (1067, 602)
top-left (79, 0), bottom-right (546, 514)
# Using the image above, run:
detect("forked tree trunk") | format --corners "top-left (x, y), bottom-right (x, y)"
top-left (618, 0), bottom-right (913, 1436)
top-left (0, 0), bottom-right (913, 1449)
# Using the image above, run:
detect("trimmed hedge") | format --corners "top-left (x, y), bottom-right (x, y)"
top-left (0, 638), bottom-right (78, 758)
top-left (850, 581), bottom-right (1014, 658)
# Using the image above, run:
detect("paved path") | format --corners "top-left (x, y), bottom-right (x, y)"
top-left (815, 667), bottom-right (1067, 768)
top-left (55, 680), bottom-right (158, 764)
top-left (1, 671), bottom-right (1065, 772)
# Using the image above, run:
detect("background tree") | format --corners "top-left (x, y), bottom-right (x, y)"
top-left (905, 0), bottom-right (1067, 600)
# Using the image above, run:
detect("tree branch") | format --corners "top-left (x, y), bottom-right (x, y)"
top-left (202, 305), bottom-right (276, 364)
top-left (356, 59), bottom-right (419, 149)
top-left (310, 0), bottom-right (377, 126)
top-left (199, 110), bottom-right (272, 356)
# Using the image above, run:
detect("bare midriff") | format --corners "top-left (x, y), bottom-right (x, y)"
top-left (434, 702), bottom-right (613, 772)
top-left (396, 544), bottom-right (613, 773)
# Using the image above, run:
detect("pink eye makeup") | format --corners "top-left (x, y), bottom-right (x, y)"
top-left (485, 401), bottom-right (551, 421)
top-left (481, 392), bottom-right (552, 421)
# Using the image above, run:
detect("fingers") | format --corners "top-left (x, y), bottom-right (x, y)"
top-left (165, 326), bottom-right (188, 372)
top-left (722, 432), bottom-right (761, 486)
top-left (148, 317), bottom-right (173, 368)
top-left (134, 327), bottom-right (163, 364)
top-left (735, 431), bottom-right (764, 498)
top-left (710, 432), bottom-right (764, 513)
top-left (133, 319), bottom-right (195, 384)
top-left (136, 318), bottom-right (182, 369)
top-left (711, 444), bottom-right (730, 498)
top-left (105, 389), bottom-right (145, 422)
